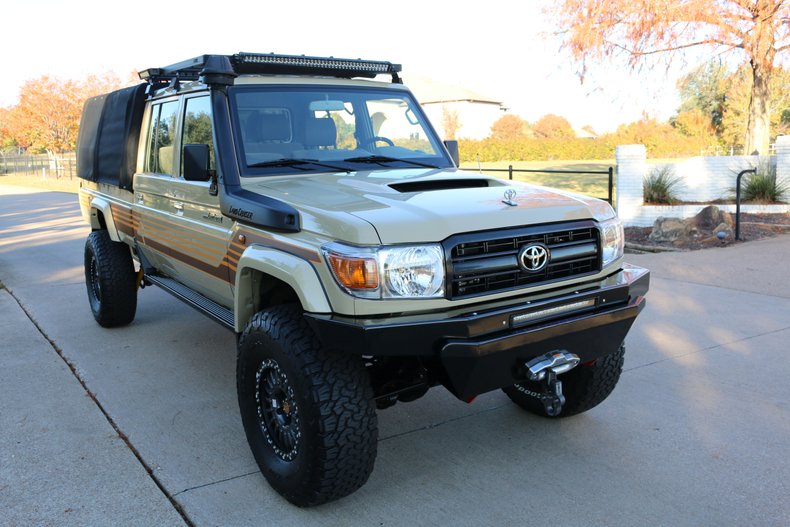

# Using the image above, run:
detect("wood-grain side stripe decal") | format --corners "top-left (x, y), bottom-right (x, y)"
top-left (109, 203), bottom-right (136, 236)
top-left (227, 231), bottom-right (323, 274)
top-left (104, 202), bottom-right (322, 284)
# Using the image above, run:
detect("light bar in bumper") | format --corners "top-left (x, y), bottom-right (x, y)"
top-left (305, 265), bottom-right (649, 400)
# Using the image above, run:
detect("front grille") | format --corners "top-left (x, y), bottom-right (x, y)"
top-left (446, 222), bottom-right (600, 299)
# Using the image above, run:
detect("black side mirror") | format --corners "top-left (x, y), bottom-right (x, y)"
top-left (183, 144), bottom-right (211, 182)
top-left (443, 140), bottom-right (459, 167)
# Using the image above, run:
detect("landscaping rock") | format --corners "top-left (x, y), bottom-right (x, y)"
top-left (689, 205), bottom-right (733, 230)
top-left (627, 212), bottom-right (790, 251)
top-left (649, 217), bottom-right (699, 241)
top-left (649, 206), bottom-right (736, 243)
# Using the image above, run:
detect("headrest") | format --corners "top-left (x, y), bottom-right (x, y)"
top-left (304, 117), bottom-right (337, 147)
top-left (246, 112), bottom-right (292, 142)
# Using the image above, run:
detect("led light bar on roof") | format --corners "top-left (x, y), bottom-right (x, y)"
top-left (233, 52), bottom-right (401, 81)
top-left (236, 53), bottom-right (398, 73)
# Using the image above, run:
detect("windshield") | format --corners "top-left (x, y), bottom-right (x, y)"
top-left (229, 86), bottom-right (452, 176)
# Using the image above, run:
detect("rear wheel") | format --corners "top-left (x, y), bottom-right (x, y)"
top-left (236, 304), bottom-right (378, 506)
top-left (503, 345), bottom-right (626, 418)
top-left (84, 230), bottom-right (137, 327)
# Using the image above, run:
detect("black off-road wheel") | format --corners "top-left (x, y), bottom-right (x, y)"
top-left (236, 304), bottom-right (378, 507)
top-left (84, 230), bottom-right (137, 328)
top-left (503, 345), bottom-right (626, 418)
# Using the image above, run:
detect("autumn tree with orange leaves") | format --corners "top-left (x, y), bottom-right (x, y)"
top-left (490, 114), bottom-right (529, 139)
top-left (533, 114), bottom-right (575, 138)
top-left (0, 107), bottom-right (15, 150)
top-left (551, 0), bottom-right (790, 155)
top-left (1, 73), bottom-right (126, 154)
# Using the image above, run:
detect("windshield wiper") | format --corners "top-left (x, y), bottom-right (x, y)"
top-left (342, 155), bottom-right (438, 169)
top-left (248, 158), bottom-right (350, 173)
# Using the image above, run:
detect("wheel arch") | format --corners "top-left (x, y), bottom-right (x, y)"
top-left (87, 197), bottom-right (121, 241)
top-left (234, 246), bottom-right (331, 332)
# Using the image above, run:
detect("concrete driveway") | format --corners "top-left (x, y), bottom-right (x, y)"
top-left (1, 185), bottom-right (788, 526)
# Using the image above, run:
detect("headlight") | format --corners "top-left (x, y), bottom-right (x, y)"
top-left (324, 243), bottom-right (445, 299)
top-left (600, 218), bottom-right (624, 267)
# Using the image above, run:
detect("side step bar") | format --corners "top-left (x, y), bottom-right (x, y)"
top-left (145, 274), bottom-right (235, 331)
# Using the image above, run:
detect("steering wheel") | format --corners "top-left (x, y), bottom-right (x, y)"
top-left (358, 136), bottom-right (395, 148)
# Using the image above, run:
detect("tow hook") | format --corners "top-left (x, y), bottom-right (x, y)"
top-left (523, 351), bottom-right (580, 416)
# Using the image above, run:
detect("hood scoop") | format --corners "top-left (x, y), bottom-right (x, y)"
top-left (389, 178), bottom-right (493, 193)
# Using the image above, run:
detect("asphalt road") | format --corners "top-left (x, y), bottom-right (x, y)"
top-left (1, 185), bottom-right (789, 526)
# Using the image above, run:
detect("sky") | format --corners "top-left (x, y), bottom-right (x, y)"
top-left (2, 0), bottom-right (688, 133)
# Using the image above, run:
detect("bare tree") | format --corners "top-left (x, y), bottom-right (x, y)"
top-left (442, 107), bottom-right (461, 140)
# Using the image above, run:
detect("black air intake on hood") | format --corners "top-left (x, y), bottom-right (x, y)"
top-left (389, 179), bottom-right (491, 193)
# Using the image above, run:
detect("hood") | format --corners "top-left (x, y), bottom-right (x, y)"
top-left (245, 168), bottom-right (614, 243)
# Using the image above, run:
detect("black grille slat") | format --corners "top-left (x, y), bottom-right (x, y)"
top-left (447, 223), bottom-right (601, 299)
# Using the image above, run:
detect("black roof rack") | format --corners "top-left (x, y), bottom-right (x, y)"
top-left (139, 52), bottom-right (402, 85)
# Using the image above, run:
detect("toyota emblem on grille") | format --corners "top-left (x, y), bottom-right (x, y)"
top-left (518, 244), bottom-right (550, 272)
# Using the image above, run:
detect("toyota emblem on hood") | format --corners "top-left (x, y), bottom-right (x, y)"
top-left (502, 189), bottom-right (518, 206)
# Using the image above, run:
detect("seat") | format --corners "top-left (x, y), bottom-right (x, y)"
top-left (244, 112), bottom-right (301, 156)
top-left (157, 145), bottom-right (174, 175)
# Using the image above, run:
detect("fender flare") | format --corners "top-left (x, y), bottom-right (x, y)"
top-left (234, 245), bottom-right (331, 332)
top-left (88, 197), bottom-right (122, 242)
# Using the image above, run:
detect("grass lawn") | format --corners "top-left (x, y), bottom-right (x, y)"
top-left (459, 160), bottom-right (615, 202)
top-left (0, 173), bottom-right (79, 193)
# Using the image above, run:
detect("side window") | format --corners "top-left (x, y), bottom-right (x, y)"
top-left (181, 96), bottom-right (215, 177)
top-left (145, 100), bottom-right (179, 175)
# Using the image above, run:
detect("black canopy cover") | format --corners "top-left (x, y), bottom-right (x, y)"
top-left (76, 84), bottom-right (147, 190)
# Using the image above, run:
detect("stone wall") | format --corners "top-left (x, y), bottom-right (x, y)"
top-left (616, 136), bottom-right (790, 227)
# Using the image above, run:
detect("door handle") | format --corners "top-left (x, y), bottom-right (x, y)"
top-left (173, 201), bottom-right (184, 212)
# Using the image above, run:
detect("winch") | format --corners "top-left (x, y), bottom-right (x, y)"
top-left (523, 351), bottom-right (581, 416)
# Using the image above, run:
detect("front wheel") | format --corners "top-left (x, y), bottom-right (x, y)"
top-left (236, 305), bottom-right (378, 506)
top-left (503, 344), bottom-right (626, 418)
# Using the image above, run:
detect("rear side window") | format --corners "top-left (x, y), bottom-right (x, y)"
top-left (145, 100), bottom-right (179, 175)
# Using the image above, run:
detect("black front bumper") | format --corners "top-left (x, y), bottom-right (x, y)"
top-left (306, 265), bottom-right (649, 400)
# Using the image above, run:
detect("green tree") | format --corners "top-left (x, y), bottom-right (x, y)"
top-left (677, 60), bottom-right (730, 133)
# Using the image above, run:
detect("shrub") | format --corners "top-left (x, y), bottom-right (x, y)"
top-left (643, 165), bottom-right (683, 204)
top-left (458, 137), bottom-right (616, 163)
top-left (735, 161), bottom-right (787, 203)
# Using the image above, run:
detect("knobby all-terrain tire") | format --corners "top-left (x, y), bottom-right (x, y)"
top-left (84, 230), bottom-right (137, 328)
top-left (503, 344), bottom-right (626, 418)
top-left (236, 304), bottom-right (378, 507)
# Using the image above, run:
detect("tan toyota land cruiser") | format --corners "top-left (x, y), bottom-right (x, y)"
top-left (76, 53), bottom-right (649, 506)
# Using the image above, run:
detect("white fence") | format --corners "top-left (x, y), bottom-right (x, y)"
top-left (616, 136), bottom-right (790, 227)
top-left (0, 154), bottom-right (78, 179)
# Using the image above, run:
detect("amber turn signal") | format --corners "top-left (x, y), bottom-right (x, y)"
top-left (328, 254), bottom-right (379, 290)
